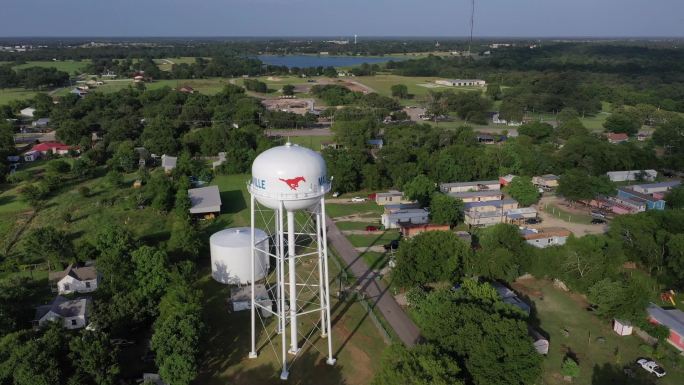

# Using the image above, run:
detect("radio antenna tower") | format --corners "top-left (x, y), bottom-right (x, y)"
top-left (468, 0), bottom-right (475, 56)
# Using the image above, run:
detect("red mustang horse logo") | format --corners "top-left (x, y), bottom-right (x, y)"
top-left (279, 176), bottom-right (306, 190)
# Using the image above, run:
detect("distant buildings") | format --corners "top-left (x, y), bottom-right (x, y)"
top-left (532, 174), bottom-right (560, 189)
top-left (374, 190), bottom-right (408, 206)
top-left (447, 190), bottom-right (504, 203)
top-left (188, 185), bottom-right (222, 216)
top-left (381, 208), bottom-right (429, 229)
top-left (617, 181), bottom-right (681, 211)
top-left (464, 199), bottom-right (518, 227)
top-left (24, 141), bottom-right (74, 161)
top-left (440, 180), bottom-right (500, 194)
top-left (606, 169), bottom-right (657, 183)
top-left (435, 79), bottom-right (486, 87)
top-left (606, 132), bottom-right (629, 144)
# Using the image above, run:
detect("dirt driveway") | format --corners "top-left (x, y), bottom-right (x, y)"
top-left (535, 196), bottom-right (607, 236)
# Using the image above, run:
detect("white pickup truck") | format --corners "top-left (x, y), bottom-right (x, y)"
top-left (636, 358), bottom-right (667, 378)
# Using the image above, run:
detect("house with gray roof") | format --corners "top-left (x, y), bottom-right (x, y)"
top-left (161, 154), bottom-right (177, 174)
top-left (440, 180), bottom-right (501, 193)
top-left (48, 264), bottom-right (99, 294)
top-left (188, 185), bottom-right (222, 215)
top-left (34, 296), bottom-right (90, 330)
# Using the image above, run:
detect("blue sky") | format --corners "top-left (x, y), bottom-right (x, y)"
top-left (1, 0), bottom-right (682, 37)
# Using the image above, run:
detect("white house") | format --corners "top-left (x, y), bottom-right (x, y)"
top-left (161, 154), bottom-right (177, 173)
top-left (440, 180), bottom-right (501, 193)
top-left (188, 185), bottom-right (222, 215)
top-left (34, 296), bottom-right (90, 330)
top-left (23, 150), bottom-right (41, 162)
top-left (48, 264), bottom-right (99, 294)
top-left (381, 208), bottom-right (429, 229)
top-left (435, 79), bottom-right (486, 87)
top-left (20, 107), bottom-right (36, 118)
top-left (520, 227), bottom-right (571, 248)
top-left (606, 169), bottom-right (657, 183)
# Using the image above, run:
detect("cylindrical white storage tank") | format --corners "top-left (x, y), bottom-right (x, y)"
top-left (249, 143), bottom-right (330, 211)
top-left (210, 227), bottom-right (270, 285)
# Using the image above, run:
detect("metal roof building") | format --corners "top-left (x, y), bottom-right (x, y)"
top-left (188, 185), bottom-right (222, 214)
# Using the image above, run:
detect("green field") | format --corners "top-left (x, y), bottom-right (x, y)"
top-left (347, 231), bottom-right (400, 248)
top-left (53, 78), bottom-right (234, 97)
top-left (7, 60), bottom-right (89, 74)
top-left (326, 201), bottom-right (382, 219)
top-left (284, 135), bottom-right (333, 151)
top-left (543, 203), bottom-right (594, 225)
top-left (516, 278), bottom-right (684, 385)
top-left (0, 87), bottom-right (40, 104)
top-left (154, 57), bottom-right (200, 71)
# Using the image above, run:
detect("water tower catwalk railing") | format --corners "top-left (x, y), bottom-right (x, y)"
top-left (247, 183), bottom-right (336, 380)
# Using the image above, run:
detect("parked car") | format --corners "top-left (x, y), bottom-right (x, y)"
top-left (351, 197), bottom-right (366, 202)
top-left (591, 211), bottom-right (607, 219)
top-left (332, 191), bottom-right (340, 197)
top-left (525, 218), bottom-right (541, 225)
top-left (636, 358), bottom-right (666, 378)
top-left (384, 239), bottom-right (400, 250)
top-left (591, 218), bottom-right (606, 224)
top-left (365, 225), bottom-right (378, 232)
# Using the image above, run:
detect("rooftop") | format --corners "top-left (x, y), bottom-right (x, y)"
top-left (464, 199), bottom-right (518, 210)
top-left (48, 263), bottom-right (97, 283)
top-left (440, 180), bottom-right (500, 188)
top-left (161, 154), bottom-right (177, 169)
top-left (448, 190), bottom-right (504, 199)
top-left (35, 296), bottom-right (89, 320)
top-left (188, 185), bottom-right (222, 213)
top-left (631, 181), bottom-right (681, 190)
top-left (647, 303), bottom-right (684, 337)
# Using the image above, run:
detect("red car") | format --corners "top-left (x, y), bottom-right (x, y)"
top-left (365, 225), bottom-right (378, 232)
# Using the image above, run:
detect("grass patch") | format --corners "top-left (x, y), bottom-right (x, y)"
top-left (9, 60), bottom-right (89, 74)
top-left (516, 278), bottom-right (684, 385)
top-left (325, 202), bottom-right (382, 219)
top-left (347, 230), bottom-right (400, 248)
top-left (335, 221), bottom-right (381, 231)
top-left (0, 88), bottom-right (38, 104)
top-left (542, 203), bottom-right (593, 225)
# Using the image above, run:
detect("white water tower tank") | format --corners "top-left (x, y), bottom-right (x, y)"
top-left (250, 143), bottom-right (330, 211)
top-left (210, 228), bottom-right (269, 285)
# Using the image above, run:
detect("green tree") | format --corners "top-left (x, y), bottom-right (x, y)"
top-left (372, 344), bottom-right (464, 385)
top-left (561, 357), bottom-right (580, 379)
top-left (506, 176), bottom-right (540, 206)
top-left (603, 113), bottom-right (641, 135)
top-left (486, 82), bottom-right (502, 100)
top-left (391, 84), bottom-right (409, 99)
top-left (19, 183), bottom-right (48, 207)
top-left (282, 84), bottom-right (295, 96)
top-left (168, 217), bottom-right (201, 260)
top-left (403, 174), bottom-right (435, 207)
top-left (518, 122), bottom-right (553, 143)
top-left (558, 169), bottom-right (615, 202)
top-left (472, 224), bottom-right (529, 281)
top-left (429, 194), bottom-right (464, 227)
top-left (110, 140), bottom-right (138, 172)
top-left (69, 331), bottom-right (120, 385)
top-left (22, 226), bottom-right (73, 269)
top-left (393, 231), bottom-right (469, 287)
top-left (666, 186), bottom-right (684, 209)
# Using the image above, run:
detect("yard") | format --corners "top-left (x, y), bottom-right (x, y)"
top-left (513, 277), bottom-right (684, 385)
top-left (9, 60), bottom-right (89, 74)
top-left (354, 74), bottom-right (485, 102)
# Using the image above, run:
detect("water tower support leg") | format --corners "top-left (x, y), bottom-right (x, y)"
top-left (279, 204), bottom-right (289, 377)
top-left (320, 197), bottom-right (336, 366)
top-left (287, 211), bottom-right (299, 355)
top-left (316, 211), bottom-right (327, 337)
top-left (249, 194), bottom-right (258, 359)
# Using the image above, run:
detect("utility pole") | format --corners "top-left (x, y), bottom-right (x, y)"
top-left (468, 0), bottom-right (475, 57)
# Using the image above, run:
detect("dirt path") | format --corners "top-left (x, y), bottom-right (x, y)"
top-left (535, 196), bottom-right (607, 236)
top-left (354, 245), bottom-right (387, 253)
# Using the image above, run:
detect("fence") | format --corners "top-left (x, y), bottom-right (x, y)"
top-left (328, 251), bottom-right (393, 345)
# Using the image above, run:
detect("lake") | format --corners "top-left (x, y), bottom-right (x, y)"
top-left (257, 55), bottom-right (404, 68)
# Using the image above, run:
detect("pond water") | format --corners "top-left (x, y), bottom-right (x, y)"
top-left (257, 54), bottom-right (404, 68)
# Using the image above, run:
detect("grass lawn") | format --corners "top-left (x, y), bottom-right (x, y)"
top-left (354, 74), bottom-right (486, 100)
top-left (0, 88), bottom-right (39, 104)
top-left (514, 278), bottom-right (684, 385)
top-left (326, 202), bottom-right (382, 219)
top-left (8, 60), bottom-right (89, 74)
top-left (542, 203), bottom-right (594, 225)
top-left (346, 230), bottom-right (400, 248)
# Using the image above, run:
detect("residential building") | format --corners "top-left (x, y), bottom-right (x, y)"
top-left (505, 207), bottom-right (538, 223)
top-left (630, 181), bottom-right (681, 195)
top-left (606, 169), bottom-right (657, 182)
top-left (435, 79), bottom-right (486, 87)
top-left (135, 147), bottom-right (150, 167)
top-left (499, 174), bottom-right (516, 186)
top-left (463, 199), bottom-right (519, 227)
top-left (23, 150), bottom-right (40, 162)
top-left (647, 303), bottom-right (684, 351)
top-left (32, 118), bottom-right (50, 128)
top-left (188, 185), bottom-right (222, 215)
top-left (400, 223), bottom-right (450, 238)
top-left (491, 282), bottom-right (531, 315)
top-left (375, 190), bottom-right (406, 205)
top-left (383, 203), bottom-right (420, 213)
top-left (637, 131), bottom-right (651, 142)
top-left (440, 180), bottom-right (501, 194)
top-left (48, 264), bottom-right (99, 294)
top-left (381, 208), bottom-right (429, 229)
top-left (20, 107), bottom-right (36, 118)
top-left (161, 154), bottom-right (177, 173)
top-left (70, 88), bottom-right (88, 97)
top-left (606, 132), bottom-right (629, 144)
top-left (532, 174), bottom-right (560, 189)
top-left (520, 227), bottom-right (571, 248)
top-left (367, 139), bottom-right (384, 149)
top-left (617, 187), bottom-right (667, 210)
top-left (447, 190), bottom-right (504, 203)
top-left (30, 141), bottom-right (73, 156)
top-left (34, 296), bottom-right (90, 330)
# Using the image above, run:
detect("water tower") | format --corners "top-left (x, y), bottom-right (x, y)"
top-left (247, 143), bottom-right (335, 380)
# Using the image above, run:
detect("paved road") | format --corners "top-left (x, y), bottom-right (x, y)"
top-left (325, 216), bottom-right (421, 346)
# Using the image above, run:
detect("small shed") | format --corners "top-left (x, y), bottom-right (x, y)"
top-left (230, 284), bottom-right (271, 316)
top-left (613, 318), bottom-right (633, 336)
top-left (188, 185), bottom-right (222, 215)
top-left (528, 326), bottom-right (549, 355)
